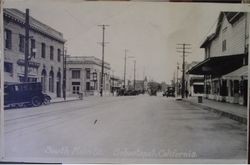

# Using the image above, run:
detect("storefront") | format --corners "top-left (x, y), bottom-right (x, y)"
top-left (188, 54), bottom-right (247, 106)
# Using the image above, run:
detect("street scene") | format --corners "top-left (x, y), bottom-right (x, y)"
top-left (1, 1), bottom-right (249, 163)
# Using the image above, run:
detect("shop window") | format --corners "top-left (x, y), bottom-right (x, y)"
top-left (234, 80), bottom-right (239, 94)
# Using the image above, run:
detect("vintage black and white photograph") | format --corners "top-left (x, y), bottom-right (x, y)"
top-left (1, 0), bottom-right (249, 163)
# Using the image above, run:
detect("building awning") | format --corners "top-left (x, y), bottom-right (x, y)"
top-left (187, 54), bottom-right (247, 76)
top-left (222, 65), bottom-right (248, 80)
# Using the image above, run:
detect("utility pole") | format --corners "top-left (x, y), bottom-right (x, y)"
top-left (24, 9), bottom-right (30, 82)
top-left (63, 48), bottom-right (67, 101)
top-left (123, 49), bottom-right (134, 90)
top-left (177, 43), bottom-right (191, 98)
top-left (98, 25), bottom-right (109, 97)
top-left (134, 60), bottom-right (136, 90)
top-left (176, 62), bottom-right (179, 96)
top-left (124, 49), bottom-right (128, 89)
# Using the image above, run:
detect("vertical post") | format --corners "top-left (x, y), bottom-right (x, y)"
top-left (134, 60), bottom-right (136, 90)
top-left (124, 49), bottom-right (127, 89)
top-left (100, 25), bottom-right (105, 97)
top-left (182, 44), bottom-right (185, 98)
top-left (63, 48), bottom-right (66, 101)
top-left (176, 63), bottom-right (179, 97)
top-left (246, 12), bottom-right (250, 164)
top-left (24, 9), bottom-right (30, 82)
top-left (98, 25), bottom-right (109, 97)
top-left (0, 0), bottom-right (4, 159)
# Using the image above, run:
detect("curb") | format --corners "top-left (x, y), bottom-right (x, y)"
top-left (182, 99), bottom-right (247, 125)
top-left (50, 98), bottom-right (81, 105)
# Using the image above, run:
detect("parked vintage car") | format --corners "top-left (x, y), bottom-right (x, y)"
top-left (4, 82), bottom-right (50, 108)
top-left (163, 87), bottom-right (175, 97)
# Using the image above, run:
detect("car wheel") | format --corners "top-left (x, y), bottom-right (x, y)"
top-left (31, 96), bottom-right (42, 107)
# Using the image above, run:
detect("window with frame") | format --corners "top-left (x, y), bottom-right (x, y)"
top-left (30, 39), bottom-right (36, 57)
top-left (4, 62), bottom-right (13, 74)
top-left (41, 43), bottom-right (46, 58)
top-left (222, 40), bottom-right (226, 52)
top-left (50, 46), bottom-right (54, 60)
top-left (19, 34), bottom-right (25, 52)
top-left (5, 29), bottom-right (12, 49)
top-left (72, 70), bottom-right (80, 79)
top-left (57, 49), bottom-right (61, 62)
top-left (86, 68), bottom-right (90, 79)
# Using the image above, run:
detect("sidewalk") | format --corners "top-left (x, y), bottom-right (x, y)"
top-left (50, 96), bottom-right (80, 104)
top-left (183, 96), bottom-right (247, 124)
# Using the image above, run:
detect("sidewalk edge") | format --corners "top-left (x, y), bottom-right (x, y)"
top-left (183, 99), bottom-right (247, 125)
top-left (50, 98), bottom-right (81, 105)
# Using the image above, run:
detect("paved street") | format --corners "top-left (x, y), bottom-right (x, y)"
top-left (4, 95), bottom-right (247, 163)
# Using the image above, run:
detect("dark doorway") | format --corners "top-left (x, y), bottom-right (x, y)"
top-left (57, 72), bottom-right (61, 97)
top-left (243, 80), bottom-right (248, 106)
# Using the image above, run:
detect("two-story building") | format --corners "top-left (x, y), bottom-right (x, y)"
top-left (66, 56), bottom-right (111, 96)
top-left (188, 12), bottom-right (249, 106)
top-left (3, 9), bottom-right (66, 98)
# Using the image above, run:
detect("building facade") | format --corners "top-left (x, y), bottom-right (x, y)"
top-left (110, 75), bottom-right (123, 95)
top-left (189, 12), bottom-right (249, 106)
top-left (186, 61), bottom-right (204, 96)
top-left (66, 56), bottom-right (111, 96)
top-left (3, 9), bottom-right (65, 98)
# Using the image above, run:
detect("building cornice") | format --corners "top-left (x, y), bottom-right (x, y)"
top-left (4, 9), bottom-right (66, 44)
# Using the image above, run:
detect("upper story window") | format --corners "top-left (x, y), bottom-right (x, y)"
top-left (5, 29), bottom-right (12, 49)
top-left (72, 70), bottom-right (80, 79)
top-left (41, 43), bottom-right (46, 58)
top-left (19, 34), bottom-right (25, 53)
top-left (86, 68), bottom-right (90, 79)
top-left (30, 39), bottom-right (36, 57)
top-left (222, 40), bottom-right (227, 52)
top-left (50, 46), bottom-right (54, 60)
top-left (57, 49), bottom-right (61, 62)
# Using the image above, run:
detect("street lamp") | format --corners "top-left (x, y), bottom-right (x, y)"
top-left (92, 72), bottom-right (97, 90)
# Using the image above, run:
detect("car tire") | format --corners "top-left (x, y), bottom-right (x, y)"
top-left (31, 96), bottom-right (42, 107)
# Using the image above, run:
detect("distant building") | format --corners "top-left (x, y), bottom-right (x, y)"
top-left (66, 56), bottom-right (111, 96)
top-left (3, 9), bottom-right (65, 98)
top-left (130, 77), bottom-right (148, 92)
top-left (188, 12), bottom-right (249, 106)
top-left (110, 75), bottom-right (123, 94)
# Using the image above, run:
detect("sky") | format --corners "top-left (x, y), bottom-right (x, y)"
top-left (3, 0), bottom-right (249, 84)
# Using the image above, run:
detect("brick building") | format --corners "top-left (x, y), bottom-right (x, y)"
top-left (66, 56), bottom-right (111, 96)
top-left (3, 9), bottom-right (65, 98)
top-left (189, 12), bottom-right (249, 105)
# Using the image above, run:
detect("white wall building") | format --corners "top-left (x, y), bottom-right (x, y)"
top-left (4, 9), bottom-right (65, 98)
top-left (66, 56), bottom-right (111, 97)
top-left (189, 12), bottom-right (249, 106)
